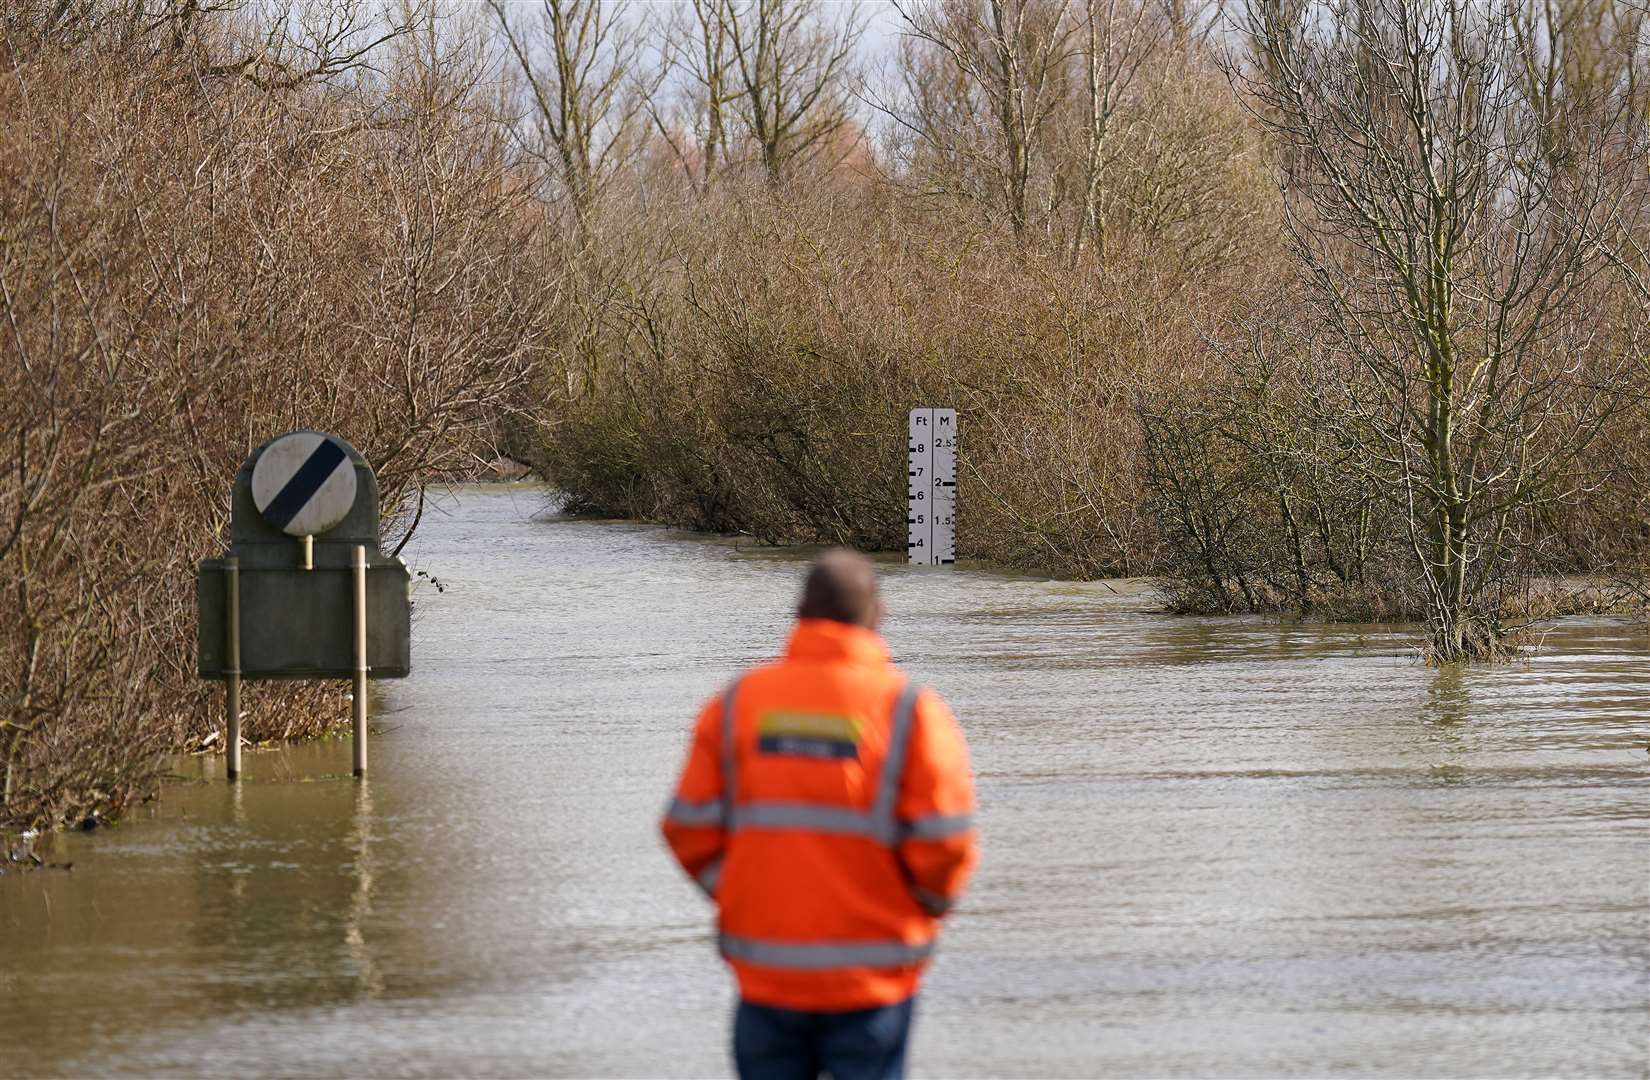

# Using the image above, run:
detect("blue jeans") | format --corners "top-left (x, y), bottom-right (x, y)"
top-left (733, 997), bottom-right (916, 1080)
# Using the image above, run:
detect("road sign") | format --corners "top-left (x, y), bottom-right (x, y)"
top-left (907, 408), bottom-right (957, 566)
top-left (199, 431), bottom-right (410, 781)
top-left (250, 431), bottom-right (359, 537)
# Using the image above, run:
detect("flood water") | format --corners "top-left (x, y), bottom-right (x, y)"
top-left (2, 485), bottom-right (1647, 1078)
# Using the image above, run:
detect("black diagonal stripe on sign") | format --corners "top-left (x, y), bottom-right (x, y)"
top-left (262, 439), bottom-right (348, 532)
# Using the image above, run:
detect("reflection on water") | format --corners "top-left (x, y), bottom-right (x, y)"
top-left (345, 782), bottom-right (383, 1002)
top-left (2, 486), bottom-right (1646, 1078)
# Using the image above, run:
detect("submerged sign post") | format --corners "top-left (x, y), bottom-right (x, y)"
top-left (197, 432), bottom-right (410, 781)
top-left (907, 408), bottom-right (957, 566)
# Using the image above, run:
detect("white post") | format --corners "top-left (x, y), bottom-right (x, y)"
top-left (352, 545), bottom-right (368, 778)
top-left (907, 408), bottom-right (957, 566)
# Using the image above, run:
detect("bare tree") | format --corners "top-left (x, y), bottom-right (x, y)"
top-left (3, 0), bottom-right (238, 51)
top-left (1072, 0), bottom-right (1162, 259)
top-left (1511, 0), bottom-right (1648, 144)
top-left (1235, 0), bottom-right (1649, 659)
top-left (217, 1), bottom-right (433, 90)
top-left (893, 0), bottom-right (1081, 240)
top-left (649, 0), bottom-right (740, 191)
top-left (713, 0), bottom-right (867, 185)
top-left (5, 0), bottom-right (431, 87)
top-left (645, 0), bottom-right (863, 190)
top-left (488, 0), bottom-right (653, 229)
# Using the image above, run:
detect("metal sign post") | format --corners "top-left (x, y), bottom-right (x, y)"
top-left (352, 544), bottom-right (368, 778)
top-left (198, 432), bottom-right (411, 782)
top-left (907, 408), bottom-right (957, 566)
top-left (225, 557), bottom-right (242, 781)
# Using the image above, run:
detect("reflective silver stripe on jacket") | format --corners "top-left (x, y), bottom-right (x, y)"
top-left (665, 797), bottom-right (726, 827)
top-left (719, 681), bottom-right (926, 849)
top-left (869, 683), bottom-right (923, 844)
top-left (696, 857), bottom-right (723, 896)
top-left (901, 812), bottom-right (974, 840)
top-left (731, 802), bottom-right (877, 836)
top-left (719, 933), bottom-right (935, 970)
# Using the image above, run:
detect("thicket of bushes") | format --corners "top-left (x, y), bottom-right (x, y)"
top-left (1, 6), bottom-right (554, 831)
top-left (522, 17), bottom-right (1282, 579)
top-left (532, 178), bottom-right (1273, 578)
top-left (518, 0), bottom-right (1648, 663)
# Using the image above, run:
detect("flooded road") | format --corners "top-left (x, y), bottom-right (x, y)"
top-left (2, 485), bottom-right (1646, 1077)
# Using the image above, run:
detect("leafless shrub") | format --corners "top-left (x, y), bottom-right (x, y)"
top-left (0, 9), bottom-right (554, 831)
top-left (1228, 0), bottom-right (1649, 659)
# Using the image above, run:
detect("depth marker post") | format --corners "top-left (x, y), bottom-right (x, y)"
top-left (907, 408), bottom-right (958, 566)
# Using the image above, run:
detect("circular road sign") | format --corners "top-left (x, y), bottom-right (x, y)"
top-left (250, 432), bottom-right (358, 537)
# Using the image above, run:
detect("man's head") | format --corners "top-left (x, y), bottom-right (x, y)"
top-left (797, 548), bottom-right (885, 630)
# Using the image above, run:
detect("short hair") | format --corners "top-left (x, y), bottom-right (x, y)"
top-left (797, 549), bottom-right (881, 627)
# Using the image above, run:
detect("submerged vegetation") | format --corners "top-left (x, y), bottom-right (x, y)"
top-left (2, 0), bottom-right (1648, 830)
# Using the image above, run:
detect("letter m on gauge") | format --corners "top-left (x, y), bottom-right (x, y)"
top-left (907, 408), bottom-right (956, 566)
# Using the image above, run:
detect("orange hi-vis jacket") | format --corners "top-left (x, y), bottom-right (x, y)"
top-left (662, 618), bottom-right (978, 1012)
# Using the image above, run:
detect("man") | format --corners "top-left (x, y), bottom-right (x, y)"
top-left (662, 549), bottom-right (979, 1080)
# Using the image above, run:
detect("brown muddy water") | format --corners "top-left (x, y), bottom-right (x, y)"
top-left (1, 485), bottom-right (1646, 1078)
